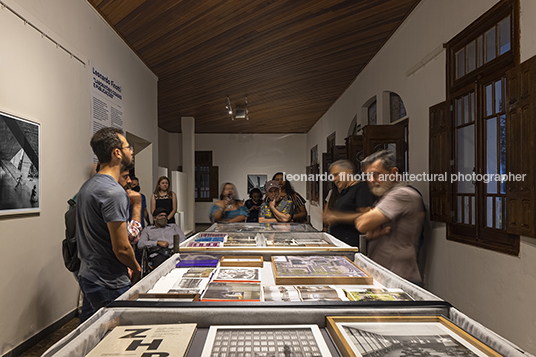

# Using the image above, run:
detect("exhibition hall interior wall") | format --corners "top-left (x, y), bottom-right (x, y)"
top-left (2, 0), bottom-right (536, 356)
top-left (0, 0), bottom-right (158, 355)
top-left (194, 133), bottom-right (307, 224)
top-left (306, 0), bottom-right (536, 353)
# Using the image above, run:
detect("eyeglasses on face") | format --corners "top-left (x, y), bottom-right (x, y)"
top-left (120, 145), bottom-right (134, 152)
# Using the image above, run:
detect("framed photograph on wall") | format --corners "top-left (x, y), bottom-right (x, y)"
top-left (247, 174), bottom-right (267, 194)
top-left (326, 316), bottom-right (501, 357)
top-left (0, 111), bottom-right (40, 215)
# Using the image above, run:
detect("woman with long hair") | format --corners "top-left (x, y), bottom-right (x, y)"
top-left (150, 176), bottom-right (177, 224)
top-left (272, 172), bottom-right (307, 222)
top-left (210, 182), bottom-right (249, 223)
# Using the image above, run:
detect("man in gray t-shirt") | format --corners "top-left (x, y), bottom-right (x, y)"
top-left (77, 174), bottom-right (130, 287)
top-left (355, 150), bottom-right (425, 284)
top-left (76, 127), bottom-right (141, 321)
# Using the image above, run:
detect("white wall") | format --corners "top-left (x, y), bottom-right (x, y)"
top-left (306, 0), bottom-right (536, 353)
top-left (195, 134), bottom-right (307, 223)
top-left (0, 0), bottom-right (158, 354)
top-left (158, 127), bottom-right (182, 177)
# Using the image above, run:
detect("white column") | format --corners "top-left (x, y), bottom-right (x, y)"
top-left (181, 117), bottom-right (195, 233)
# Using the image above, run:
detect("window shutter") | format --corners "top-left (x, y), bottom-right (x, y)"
top-left (429, 101), bottom-right (452, 223)
top-left (209, 166), bottom-right (219, 199)
top-left (506, 56), bottom-right (536, 237)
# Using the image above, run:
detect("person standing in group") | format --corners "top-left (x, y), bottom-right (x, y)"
top-left (244, 188), bottom-right (263, 222)
top-left (272, 172), bottom-right (307, 222)
top-left (76, 127), bottom-right (141, 322)
top-left (150, 176), bottom-right (177, 224)
top-left (355, 150), bottom-right (425, 285)
top-left (210, 182), bottom-right (249, 223)
top-left (259, 180), bottom-right (294, 223)
top-left (322, 159), bottom-right (375, 246)
top-left (130, 176), bottom-right (150, 227)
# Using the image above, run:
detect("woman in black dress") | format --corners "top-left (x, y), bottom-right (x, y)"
top-left (150, 176), bottom-right (177, 224)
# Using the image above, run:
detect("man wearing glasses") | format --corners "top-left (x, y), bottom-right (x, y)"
top-left (75, 127), bottom-right (141, 321)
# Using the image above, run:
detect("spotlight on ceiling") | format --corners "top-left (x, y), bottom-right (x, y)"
top-left (226, 97), bottom-right (233, 116)
top-left (226, 96), bottom-right (249, 120)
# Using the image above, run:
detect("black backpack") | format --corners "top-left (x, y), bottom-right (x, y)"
top-left (62, 198), bottom-right (80, 272)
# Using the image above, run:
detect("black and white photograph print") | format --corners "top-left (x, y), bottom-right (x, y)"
top-left (213, 268), bottom-right (260, 282)
top-left (0, 111), bottom-right (40, 215)
top-left (247, 174), bottom-right (267, 194)
top-left (200, 325), bottom-right (333, 357)
top-left (337, 322), bottom-right (488, 357)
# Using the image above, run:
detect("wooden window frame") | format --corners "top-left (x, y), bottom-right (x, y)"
top-left (443, 0), bottom-right (521, 255)
top-left (195, 151), bottom-right (218, 202)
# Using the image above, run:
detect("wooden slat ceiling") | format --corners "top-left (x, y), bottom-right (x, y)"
top-left (88, 0), bottom-right (420, 133)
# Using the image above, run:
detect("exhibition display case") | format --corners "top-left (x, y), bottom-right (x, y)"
top-left (204, 222), bottom-right (318, 233)
top-left (179, 230), bottom-right (359, 256)
top-left (41, 305), bottom-right (528, 357)
top-left (43, 223), bottom-right (532, 357)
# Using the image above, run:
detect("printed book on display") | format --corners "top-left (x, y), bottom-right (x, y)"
top-left (271, 255), bottom-right (373, 285)
top-left (200, 325), bottom-right (333, 357)
top-left (344, 288), bottom-right (414, 302)
top-left (195, 233), bottom-right (228, 240)
top-left (85, 323), bottom-right (197, 357)
top-left (201, 282), bottom-right (262, 301)
top-left (185, 241), bottom-right (223, 248)
top-left (212, 267), bottom-right (261, 282)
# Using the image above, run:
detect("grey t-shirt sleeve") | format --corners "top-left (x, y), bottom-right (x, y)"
top-left (101, 188), bottom-right (129, 223)
top-left (376, 188), bottom-right (413, 220)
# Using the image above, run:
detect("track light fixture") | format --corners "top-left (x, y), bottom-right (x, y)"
top-left (226, 97), bottom-right (233, 116)
top-left (226, 96), bottom-right (249, 120)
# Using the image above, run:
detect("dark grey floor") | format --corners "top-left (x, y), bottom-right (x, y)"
top-left (16, 225), bottom-right (211, 357)
top-left (18, 318), bottom-right (79, 357)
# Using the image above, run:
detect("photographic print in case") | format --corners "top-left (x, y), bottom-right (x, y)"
top-left (213, 267), bottom-right (261, 282)
top-left (326, 316), bottom-right (501, 357)
top-left (344, 288), bottom-right (413, 302)
top-left (200, 325), bottom-right (332, 357)
top-left (271, 255), bottom-right (373, 285)
top-left (201, 282), bottom-right (262, 301)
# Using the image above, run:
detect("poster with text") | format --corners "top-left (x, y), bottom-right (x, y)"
top-left (90, 64), bottom-right (124, 146)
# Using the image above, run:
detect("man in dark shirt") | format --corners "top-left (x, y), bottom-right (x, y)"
top-left (76, 127), bottom-right (141, 321)
top-left (323, 159), bottom-right (375, 246)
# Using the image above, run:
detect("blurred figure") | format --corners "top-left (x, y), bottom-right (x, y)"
top-left (322, 181), bottom-right (339, 233)
top-left (244, 188), bottom-right (263, 222)
top-left (272, 172), bottom-right (307, 222)
top-left (151, 176), bottom-right (177, 224)
top-left (259, 180), bottom-right (293, 223)
top-left (210, 182), bottom-right (249, 223)
top-left (117, 168), bottom-right (143, 244)
top-left (129, 176), bottom-right (150, 227)
top-left (322, 159), bottom-right (375, 246)
top-left (355, 150), bottom-right (425, 285)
